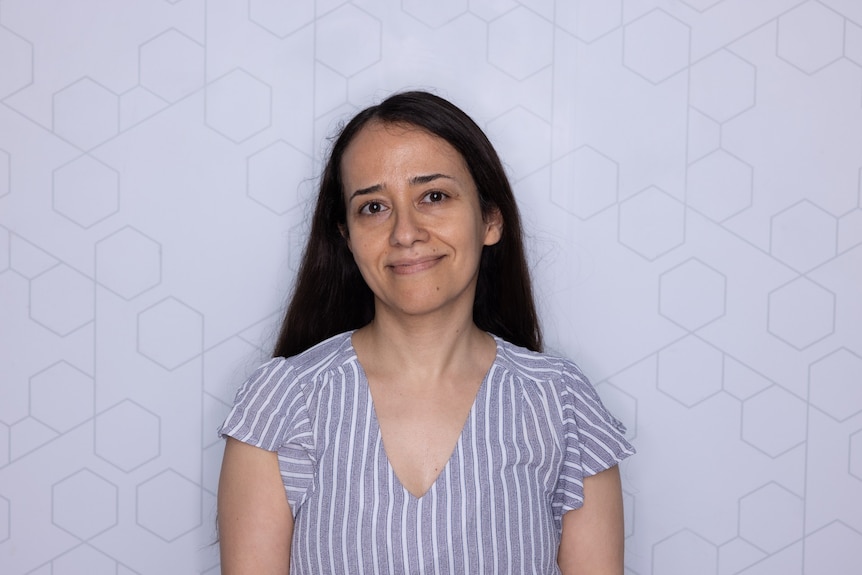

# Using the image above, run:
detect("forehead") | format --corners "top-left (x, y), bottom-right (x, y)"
top-left (340, 121), bottom-right (469, 181)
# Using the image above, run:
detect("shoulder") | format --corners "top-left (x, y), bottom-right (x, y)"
top-left (492, 337), bottom-right (608, 419)
top-left (220, 331), bottom-right (357, 446)
top-left (493, 336), bottom-right (588, 386)
top-left (277, 330), bottom-right (357, 378)
top-left (493, 338), bottom-right (635, 477)
top-left (233, 331), bottom-right (356, 404)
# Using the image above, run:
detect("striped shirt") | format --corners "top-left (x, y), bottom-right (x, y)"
top-left (220, 331), bottom-right (634, 574)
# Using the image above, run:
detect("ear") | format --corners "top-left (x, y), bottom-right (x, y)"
top-left (483, 207), bottom-right (503, 247)
top-left (338, 223), bottom-right (352, 251)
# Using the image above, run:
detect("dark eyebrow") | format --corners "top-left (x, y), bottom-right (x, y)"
top-left (410, 173), bottom-right (453, 185)
top-left (347, 174), bottom-right (454, 202)
top-left (348, 184), bottom-right (382, 202)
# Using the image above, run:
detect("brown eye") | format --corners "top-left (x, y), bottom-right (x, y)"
top-left (424, 191), bottom-right (447, 203)
top-left (360, 201), bottom-right (386, 215)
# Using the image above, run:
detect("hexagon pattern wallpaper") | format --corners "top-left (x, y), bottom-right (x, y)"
top-left (1, 0), bottom-right (861, 573)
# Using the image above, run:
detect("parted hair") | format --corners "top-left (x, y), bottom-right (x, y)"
top-left (273, 91), bottom-right (542, 357)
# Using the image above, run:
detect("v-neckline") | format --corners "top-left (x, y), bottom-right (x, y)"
top-left (349, 333), bottom-right (499, 501)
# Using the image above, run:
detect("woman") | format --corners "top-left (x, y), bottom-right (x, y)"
top-left (218, 91), bottom-right (634, 574)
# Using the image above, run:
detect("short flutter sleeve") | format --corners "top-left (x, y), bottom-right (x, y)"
top-left (552, 362), bottom-right (635, 521)
top-left (219, 357), bottom-right (316, 515)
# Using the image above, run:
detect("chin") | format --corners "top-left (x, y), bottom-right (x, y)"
top-left (377, 291), bottom-right (475, 320)
top-left (388, 301), bottom-right (447, 317)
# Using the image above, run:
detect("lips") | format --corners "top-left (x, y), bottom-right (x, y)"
top-left (387, 255), bottom-right (445, 275)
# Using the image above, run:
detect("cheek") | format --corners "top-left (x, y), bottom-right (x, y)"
top-left (348, 239), bottom-right (375, 264)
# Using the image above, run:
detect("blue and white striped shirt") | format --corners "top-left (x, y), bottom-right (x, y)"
top-left (220, 331), bottom-right (634, 574)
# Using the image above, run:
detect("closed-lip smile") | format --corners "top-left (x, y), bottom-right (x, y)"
top-left (387, 255), bottom-right (444, 274)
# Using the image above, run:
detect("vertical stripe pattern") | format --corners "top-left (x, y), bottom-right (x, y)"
top-left (220, 332), bottom-right (635, 575)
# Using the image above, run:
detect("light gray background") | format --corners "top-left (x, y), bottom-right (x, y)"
top-left (1, 0), bottom-right (861, 573)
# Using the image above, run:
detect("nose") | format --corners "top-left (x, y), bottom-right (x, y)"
top-left (389, 206), bottom-right (428, 247)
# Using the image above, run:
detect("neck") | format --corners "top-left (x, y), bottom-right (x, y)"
top-left (352, 311), bottom-right (494, 386)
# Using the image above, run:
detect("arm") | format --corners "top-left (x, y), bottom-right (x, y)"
top-left (218, 437), bottom-right (293, 575)
top-left (557, 465), bottom-right (625, 575)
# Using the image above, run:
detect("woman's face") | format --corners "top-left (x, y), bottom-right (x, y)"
top-left (340, 121), bottom-right (502, 321)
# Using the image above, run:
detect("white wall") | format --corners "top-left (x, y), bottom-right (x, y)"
top-left (1, 0), bottom-right (861, 573)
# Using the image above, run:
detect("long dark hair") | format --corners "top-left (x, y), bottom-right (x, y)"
top-left (273, 91), bottom-right (542, 357)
